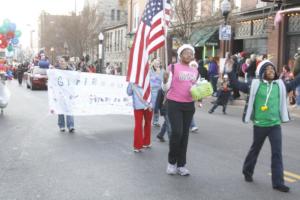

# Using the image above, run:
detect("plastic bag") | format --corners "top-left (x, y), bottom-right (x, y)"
top-left (190, 79), bottom-right (213, 101)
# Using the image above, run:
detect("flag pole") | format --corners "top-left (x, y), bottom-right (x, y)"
top-left (163, 0), bottom-right (169, 70)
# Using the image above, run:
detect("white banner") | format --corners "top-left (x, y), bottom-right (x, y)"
top-left (47, 69), bottom-right (133, 115)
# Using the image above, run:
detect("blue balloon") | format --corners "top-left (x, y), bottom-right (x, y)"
top-left (11, 37), bottom-right (19, 45)
top-left (9, 23), bottom-right (16, 32)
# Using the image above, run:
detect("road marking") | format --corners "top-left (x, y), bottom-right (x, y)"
top-left (268, 171), bottom-right (300, 183)
top-left (284, 171), bottom-right (300, 180)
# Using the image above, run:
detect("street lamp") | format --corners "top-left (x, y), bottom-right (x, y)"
top-left (50, 47), bottom-right (54, 65)
top-left (98, 32), bottom-right (104, 73)
top-left (64, 41), bottom-right (68, 55)
top-left (220, 0), bottom-right (232, 58)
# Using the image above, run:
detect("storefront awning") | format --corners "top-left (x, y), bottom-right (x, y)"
top-left (190, 26), bottom-right (219, 47)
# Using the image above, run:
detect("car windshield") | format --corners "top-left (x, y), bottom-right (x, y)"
top-left (33, 67), bottom-right (47, 75)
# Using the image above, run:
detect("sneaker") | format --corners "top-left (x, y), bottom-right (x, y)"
top-left (166, 163), bottom-right (177, 175)
top-left (60, 128), bottom-right (65, 132)
top-left (69, 128), bottom-right (75, 133)
top-left (177, 166), bottom-right (190, 176)
top-left (152, 122), bottom-right (160, 127)
top-left (190, 126), bottom-right (198, 132)
top-left (273, 185), bottom-right (290, 193)
top-left (223, 111), bottom-right (227, 115)
top-left (143, 144), bottom-right (152, 148)
top-left (133, 148), bottom-right (142, 153)
top-left (156, 135), bottom-right (166, 142)
top-left (244, 175), bottom-right (253, 182)
top-left (208, 110), bottom-right (213, 114)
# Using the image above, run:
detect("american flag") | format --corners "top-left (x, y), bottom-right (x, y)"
top-left (127, 0), bottom-right (171, 102)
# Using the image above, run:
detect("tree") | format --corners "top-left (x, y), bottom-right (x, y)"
top-left (78, 4), bottom-right (104, 59)
top-left (170, 0), bottom-right (236, 44)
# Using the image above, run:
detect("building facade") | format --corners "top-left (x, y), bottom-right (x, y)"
top-left (103, 23), bottom-right (128, 75)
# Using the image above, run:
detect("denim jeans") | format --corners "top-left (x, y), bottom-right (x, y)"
top-left (209, 75), bottom-right (218, 93)
top-left (58, 115), bottom-right (74, 129)
top-left (158, 115), bottom-right (171, 139)
top-left (189, 118), bottom-right (197, 128)
top-left (153, 112), bottom-right (160, 124)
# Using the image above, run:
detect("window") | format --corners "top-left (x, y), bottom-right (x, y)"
top-left (120, 30), bottom-right (123, 51)
top-left (196, 1), bottom-right (202, 18)
top-left (115, 30), bottom-right (117, 51)
top-left (212, 0), bottom-right (220, 14)
top-left (133, 3), bottom-right (139, 31)
top-left (117, 10), bottom-right (121, 21)
top-left (233, 0), bottom-right (241, 12)
top-left (111, 9), bottom-right (115, 20)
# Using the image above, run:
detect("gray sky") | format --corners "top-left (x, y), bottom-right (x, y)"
top-left (0, 0), bottom-right (84, 48)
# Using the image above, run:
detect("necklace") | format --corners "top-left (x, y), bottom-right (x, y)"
top-left (261, 81), bottom-right (273, 111)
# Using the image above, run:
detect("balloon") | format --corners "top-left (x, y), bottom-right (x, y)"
top-left (7, 44), bottom-right (13, 52)
top-left (0, 40), bottom-right (8, 49)
top-left (6, 31), bottom-right (15, 39)
top-left (8, 23), bottom-right (16, 32)
top-left (11, 37), bottom-right (19, 45)
top-left (0, 26), bottom-right (8, 34)
top-left (15, 30), bottom-right (21, 37)
top-left (3, 19), bottom-right (10, 25)
top-left (0, 34), bottom-right (4, 40)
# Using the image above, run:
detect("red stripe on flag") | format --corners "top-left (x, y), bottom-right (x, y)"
top-left (147, 29), bottom-right (165, 46)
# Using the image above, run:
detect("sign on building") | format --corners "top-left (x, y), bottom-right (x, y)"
top-left (219, 25), bottom-right (232, 40)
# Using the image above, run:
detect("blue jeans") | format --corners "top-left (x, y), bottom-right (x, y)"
top-left (58, 115), bottom-right (74, 129)
top-left (153, 112), bottom-right (160, 124)
top-left (296, 86), bottom-right (300, 106)
top-left (157, 115), bottom-right (171, 139)
top-left (190, 118), bottom-right (197, 128)
top-left (243, 125), bottom-right (284, 187)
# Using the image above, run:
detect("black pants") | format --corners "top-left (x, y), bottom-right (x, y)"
top-left (243, 125), bottom-right (284, 187)
top-left (167, 100), bottom-right (195, 167)
top-left (210, 103), bottom-right (227, 113)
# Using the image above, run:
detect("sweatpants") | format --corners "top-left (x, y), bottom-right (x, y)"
top-left (243, 125), bottom-right (285, 187)
top-left (133, 109), bottom-right (153, 150)
top-left (167, 100), bottom-right (195, 167)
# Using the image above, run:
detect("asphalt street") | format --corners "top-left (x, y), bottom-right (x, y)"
top-left (0, 80), bottom-right (300, 200)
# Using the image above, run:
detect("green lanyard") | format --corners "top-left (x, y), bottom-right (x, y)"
top-left (261, 81), bottom-right (273, 111)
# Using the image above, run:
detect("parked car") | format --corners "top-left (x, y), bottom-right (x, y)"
top-left (25, 66), bottom-right (48, 90)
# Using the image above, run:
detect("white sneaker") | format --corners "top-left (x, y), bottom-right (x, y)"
top-left (177, 166), bottom-right (190, 176)
top-left (166, 163), bottom-right (177, 175)
top-left (60, 128), bottom-right (65, 132)
top-left (191, 126), bottom-right (198, 132)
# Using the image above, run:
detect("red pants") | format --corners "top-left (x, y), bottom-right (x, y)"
top-left (133, 109), bottom-right (153, 149)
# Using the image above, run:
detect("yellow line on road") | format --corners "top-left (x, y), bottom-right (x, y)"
top-left (268, 172), bottom-right (299, 183)
top-left (284, 171), bottom-right (300, 180)
top-left (284, 177), bottom-right (297, 183)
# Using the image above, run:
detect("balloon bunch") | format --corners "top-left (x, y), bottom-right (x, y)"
top-left (0, 19), bottom-right (22, 51)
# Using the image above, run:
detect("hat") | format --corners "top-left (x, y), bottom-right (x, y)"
top-left (177, 44), bottom-right (195, 59)
top-left (255, 60), bottom-right (277, 79)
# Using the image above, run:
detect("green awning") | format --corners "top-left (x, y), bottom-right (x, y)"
top-left (190, 26), bottom-right (219, 47)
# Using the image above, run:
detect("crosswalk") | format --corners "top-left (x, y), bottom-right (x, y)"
top-left (268, 171), bottom-right (300, 183)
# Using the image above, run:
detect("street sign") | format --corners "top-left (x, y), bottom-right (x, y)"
top-left (219, 25), bottom-right (231, 40)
